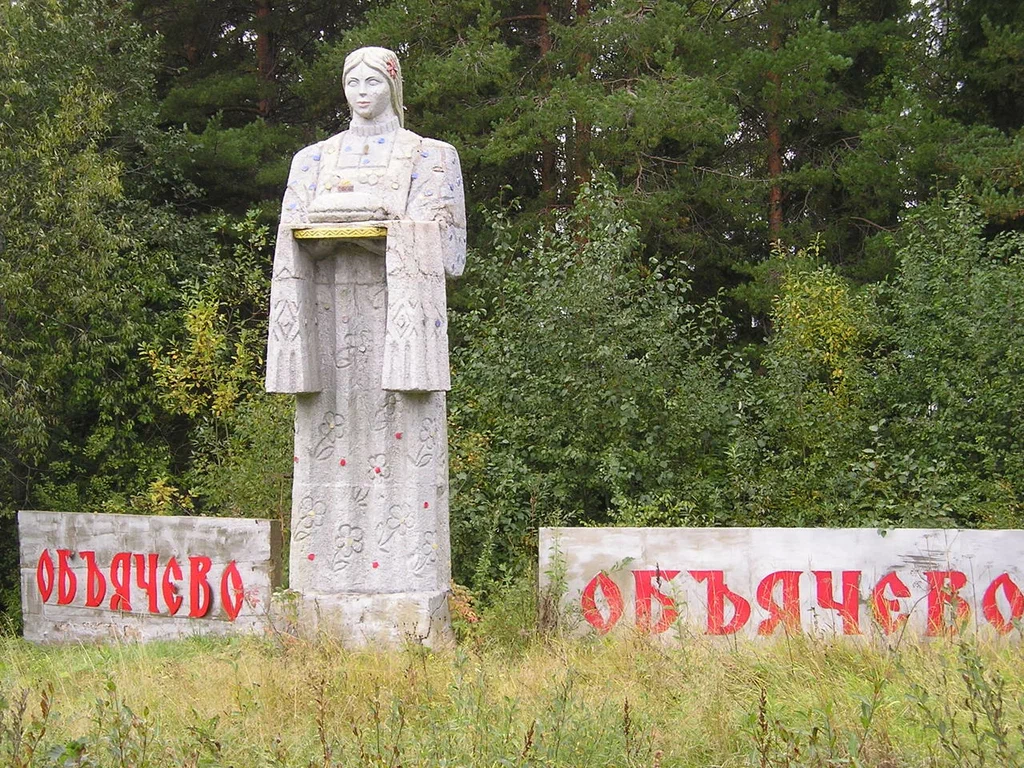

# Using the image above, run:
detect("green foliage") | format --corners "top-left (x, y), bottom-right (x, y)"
top-left (0, 0), bottom-right (190, 516)
top-left (182, 119), bottom-right (302, 214)
top-left (724, 188), bottom-right (1024, 529)
top-left (0, 0), bottom-right (221, 627)
top-left (874, 185), bottom-right (1024, 526)
top-left (143, 211), bottom-right (292, 522)
top-left (449, 174), bottom-right (733, 589)
top-left (93, 679), bottom-right (157, 768)
top-left (145, 212), bottom-right (271, 422)
top-left (772, 241), bottom-right (871, 398)
top-left (132, 0), bottom-right (370, 213)
top-left (725, 244), bottom-right (876, 525)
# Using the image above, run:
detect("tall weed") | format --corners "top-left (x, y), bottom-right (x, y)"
top-left (1, 629), bottom-right (1023, 767)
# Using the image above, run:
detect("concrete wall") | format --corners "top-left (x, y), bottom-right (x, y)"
top-left (19, 510), bottom-right (282, 643)
top-left (539, 527), bottom-right (1024, 640)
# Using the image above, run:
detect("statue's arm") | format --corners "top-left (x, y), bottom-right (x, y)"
top-left (406, 140), bottom-right (467, 278)
top-left (265, 148), bottom-right (323, 394)
top-left (280, 143), bottom-right (323, 227)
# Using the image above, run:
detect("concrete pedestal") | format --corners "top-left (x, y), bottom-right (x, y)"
top-left (272, 589), bottom-right (453, 647)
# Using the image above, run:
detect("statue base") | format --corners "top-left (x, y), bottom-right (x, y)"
top-left (271, 589), bottom-right (453, 648)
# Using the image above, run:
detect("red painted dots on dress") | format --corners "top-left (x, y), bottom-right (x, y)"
top-left (307, 553), bottom-right (315, 561)
top-left (423, 501), bottom-right (429, 509)
top-left (395, 432), bottom-right (403, 440)
top-left (374, 466), bottom-right (381, 474)
top-left (339, 458), bottom-right (347, 466)
top-left (372, 561), bottom-right (379, 569)
top-left (293, 455), bottom-right (299, 463)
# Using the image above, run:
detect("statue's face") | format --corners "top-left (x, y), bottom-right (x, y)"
top-left (344, 62), bottom-right (394, 122)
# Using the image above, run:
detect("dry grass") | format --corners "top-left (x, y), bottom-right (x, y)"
top-left (1, 629), bottom-right (1022, 766)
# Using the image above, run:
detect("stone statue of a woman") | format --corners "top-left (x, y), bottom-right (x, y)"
top-left (265, 46), bottom-right (465, 644)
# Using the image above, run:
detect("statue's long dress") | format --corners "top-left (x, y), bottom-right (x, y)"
top-left (265, 117), bottom-right (466, 639)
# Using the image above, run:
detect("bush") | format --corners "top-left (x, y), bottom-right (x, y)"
top-left (448, 174), bottom-right (734, 590)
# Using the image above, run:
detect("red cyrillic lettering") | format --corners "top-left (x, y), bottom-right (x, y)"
top-left (633, 569), bottom-right (681, 634)
top-left (925, 571), bottom-right (970, 635)
top-left (134, 553), bottom-right (159, 614)
top-left (581, 572), bottom-right (624, 634)
top-left (189, 556), bottom-right (213, 618)
top-left (36, 550), bottom-right (54, 603)
top-left (689, 570), bottom-right (751, 635)
top-left (871, 572), bottom-right (910, 634)
top-left (81, 551), bottom-right (106, 607)
top-left (162, 557), bottom-right (183, 616)
top-left (982, 573), bottom-right (1024, 634)
top-left (757, 571), bottom-right (802, 635)
top-left (220, 561), bottom-right (244, 621)
top-left (813, 570), bottom-right (861, 635)
top-left (109, 552), bottom-right (132, 611)
top-left (56, 549), bottom-right (77, 605)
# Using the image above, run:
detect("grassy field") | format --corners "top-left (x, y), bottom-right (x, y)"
top-left (1, 622), bottom-right (1023, 768)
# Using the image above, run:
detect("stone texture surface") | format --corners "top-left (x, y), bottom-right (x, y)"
top-left (284, 242), bottom-right (452, 597)
top-left (19, 510), bottom-right (281, 643)
top-left (265, 47), bottom-right (464, 645)
top-left (271, 589), bottom-right (452, 648)
top-left (540, 527), bottom-right (1024, 640)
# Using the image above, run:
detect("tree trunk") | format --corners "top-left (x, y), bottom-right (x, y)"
top-left (574, 0), bottom-right (591, 185)
top-left (765, 0), bottom-right (783, 239)
top-left (766, 72), bottom-right (783, 238)
top-left (255, 0), bottom-right (275, 119)
top-left (538, 0), bottom-right (555, 194)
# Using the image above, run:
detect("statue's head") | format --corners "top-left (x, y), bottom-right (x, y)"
top-left (343, 46), bottom-right (404, 127)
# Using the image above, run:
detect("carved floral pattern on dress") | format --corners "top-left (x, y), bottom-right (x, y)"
top-left (412, 531), bottom-right (439, 575)
top-left (335, 328), bottom-right (374, 370)
top-left (350, 486), bottom-right (369, 509)
top-left (292, 496), bottom-right (326, 541)
top-left (410, 417), bottom-right (437, 468)
top-left (376, 503), bottom-right (412, 551)
top-left (332, 524), bottom-right (364, 570)
top-left (368, 454), bottom-right (391, 479)
top-left (373, 393), bottom-right (397, 432)
top-left (312, 411), bottom-right (346, 460)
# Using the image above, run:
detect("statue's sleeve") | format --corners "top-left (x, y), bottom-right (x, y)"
top-left (266, 146), bottom-right (323, 394)
top-left (406, 141), bottom-right (467, 278)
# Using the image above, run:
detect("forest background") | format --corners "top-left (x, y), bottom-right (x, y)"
top-left (1, 0), bottom-right (1023, 631)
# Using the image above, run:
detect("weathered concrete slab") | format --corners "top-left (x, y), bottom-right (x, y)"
top-left (19, 510), bottom-right (282, 643)
top-left (539, 527), bottom-right (1024, 640)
